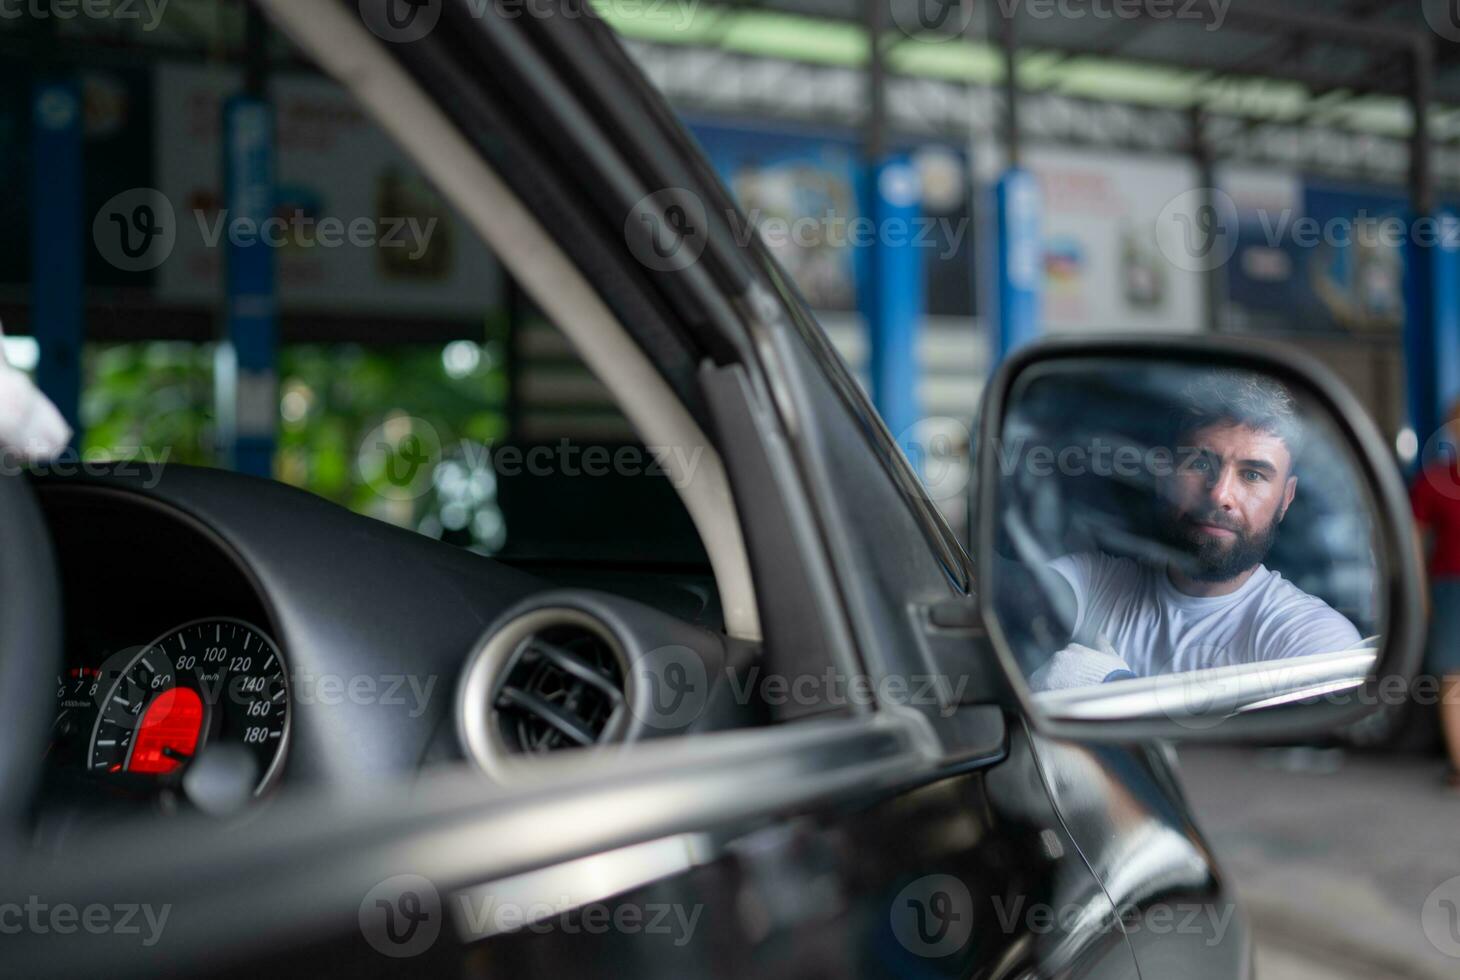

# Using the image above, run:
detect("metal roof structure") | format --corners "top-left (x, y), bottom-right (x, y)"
top-left (715, 0), bottom-right (1459, 93)
top-left (599, 0), bottom-right (1460, 192)
top-left (8, 1), bottom-right (1459, 159)
top-left (605, 0), bottom-right (1460, 110)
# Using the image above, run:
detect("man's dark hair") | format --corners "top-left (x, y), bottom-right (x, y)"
top-left (1171, 371), bottom-right (1303, 464)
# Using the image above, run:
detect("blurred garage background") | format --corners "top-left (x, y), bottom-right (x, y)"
top-left (6, 1), bottom-right (1460, 975)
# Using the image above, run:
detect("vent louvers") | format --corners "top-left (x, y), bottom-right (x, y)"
top-left (494, 624), bottom-right (625, 755)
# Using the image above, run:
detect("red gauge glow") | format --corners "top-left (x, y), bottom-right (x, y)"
top-left (127, 687), bottom-right (204, 774)
top-left (89, 619), bottom-right (289, 794)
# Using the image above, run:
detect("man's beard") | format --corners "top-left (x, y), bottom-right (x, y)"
top-left (1158, 506), bottom-right (1281, 583)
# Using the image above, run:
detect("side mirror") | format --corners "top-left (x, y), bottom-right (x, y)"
top-left (974, 336), bottom-right (1423, 741)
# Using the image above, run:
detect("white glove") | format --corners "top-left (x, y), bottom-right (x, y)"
top-left (1030, 637), bottom-right (1135, 692)
top-left (0, 326), bottom-right (71, 461)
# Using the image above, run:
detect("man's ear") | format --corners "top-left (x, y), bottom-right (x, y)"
top-left (1278, 475), bottom-right (1298, 521)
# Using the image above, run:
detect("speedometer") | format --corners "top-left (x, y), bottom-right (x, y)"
top-left (88, 618), bottom-right (290, 796)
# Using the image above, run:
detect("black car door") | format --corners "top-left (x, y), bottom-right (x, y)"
top-left (4, 1), bottom-right (1156, 976)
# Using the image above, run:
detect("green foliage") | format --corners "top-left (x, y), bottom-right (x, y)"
top-left (80, 336), bottom-right (510, 550)
top-left (81, 342), bottom-right (218, 466)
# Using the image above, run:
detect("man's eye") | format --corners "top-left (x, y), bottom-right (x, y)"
top-left (1190, 458), bottom-right (1211, 472)
top-left (1242, 470), bottom-right (1266, 483)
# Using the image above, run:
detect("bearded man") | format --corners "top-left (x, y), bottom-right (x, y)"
top-left (1031, 373), bottom-right (1362, 690)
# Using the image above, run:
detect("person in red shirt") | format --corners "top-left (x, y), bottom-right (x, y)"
top-left (1410, 402), bottom-right (1460, 786)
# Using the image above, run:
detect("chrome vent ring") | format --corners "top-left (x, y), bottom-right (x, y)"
top-left (458, 607), bottom-right (630, 779)
top-left (495, 623), bottom-right (625, 753)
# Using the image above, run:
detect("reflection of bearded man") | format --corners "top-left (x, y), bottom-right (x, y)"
top-left (1153, 374), bottom-right (1303, 593)
top-left (1156, 479), bottom-right (1283, 584)
top-left (1031, 372), bottom-right (1362, 690)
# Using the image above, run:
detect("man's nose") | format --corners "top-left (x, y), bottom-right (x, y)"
top-left (1206, 466), bottom-right (1239, 509)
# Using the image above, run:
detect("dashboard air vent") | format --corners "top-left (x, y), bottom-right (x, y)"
top-left (493, 621), bottom-right (626, 755)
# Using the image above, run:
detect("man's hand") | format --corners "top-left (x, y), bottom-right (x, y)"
top-left (0, 327), bottom-right (70, 460)
top-left (1029, 637), bottom-right (1135, 692)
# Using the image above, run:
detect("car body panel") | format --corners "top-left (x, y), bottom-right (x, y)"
top-left (6, 3), bottom-right (1250, 977)
top-left (1030, 736), bottom-right (1252, 979)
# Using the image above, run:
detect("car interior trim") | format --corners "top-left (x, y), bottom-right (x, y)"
top-left (457, 606), bottom-right (629, 781)
top-left (449, 833), bottom-right (714, 942)
top-left (254, 0), bottom-right (761, 642)
top-left (5, 713), bottom-right (935, 976)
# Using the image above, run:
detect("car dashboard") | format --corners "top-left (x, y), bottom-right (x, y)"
top-left (31, 465), bottom-right (741, 837)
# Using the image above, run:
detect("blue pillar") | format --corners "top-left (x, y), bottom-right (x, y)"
top-left (1434, 211), bottom-right (1460, 418)
top-left (992, 167), bottom-right (1042, 365)
top-left (222, 95), bottom-right (278, 477)
top-left (1405, 208), bottom-right (1460, 461)
top-left (859, 154), bottom-right (924, 446)
top-left (30, 78), bottom-right (84, 444)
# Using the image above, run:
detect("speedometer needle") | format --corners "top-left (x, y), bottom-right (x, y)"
top-left (162, 747), bottom-right (194, 763)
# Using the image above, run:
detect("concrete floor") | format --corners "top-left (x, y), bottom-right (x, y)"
top-left (1176, 745), bottom-right (1460, 980)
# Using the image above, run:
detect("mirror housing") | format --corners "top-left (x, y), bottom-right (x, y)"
top-left (974, 335), bottom-right (1424, 742)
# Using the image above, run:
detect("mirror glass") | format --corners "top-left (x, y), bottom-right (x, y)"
top-left (986, 359), bottom-right (1385, 727)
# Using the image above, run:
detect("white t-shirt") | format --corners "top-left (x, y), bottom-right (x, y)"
top-left (1049, 552), bottom-right (1363, 677)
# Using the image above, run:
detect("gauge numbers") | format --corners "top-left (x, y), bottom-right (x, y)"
top-left (88, 618), bottom-right (289, 795)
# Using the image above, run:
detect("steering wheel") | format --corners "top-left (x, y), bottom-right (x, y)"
top-left (0, 471), bottom-right (62, 825)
